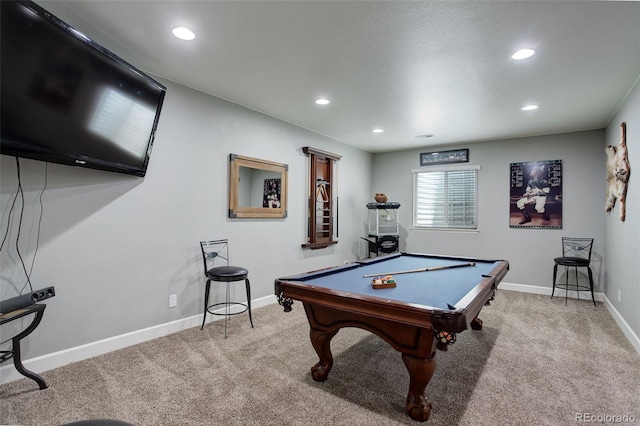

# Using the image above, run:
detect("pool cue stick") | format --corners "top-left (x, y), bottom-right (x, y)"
top-left (363, 262), bottom-right (476, 278)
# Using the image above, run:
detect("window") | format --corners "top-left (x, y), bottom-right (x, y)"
top-left (412, 165), bottom-right (479, 230)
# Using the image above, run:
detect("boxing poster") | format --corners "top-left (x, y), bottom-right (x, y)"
top-left (510, 160), bottom-right (562, 229)
top-left (263, 178), bottom-right (282, 208)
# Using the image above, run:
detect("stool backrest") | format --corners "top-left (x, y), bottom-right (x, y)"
top-left (561, 237), bottom-right (594, 262)
top-left (200, 239), bottom-right (230, 276)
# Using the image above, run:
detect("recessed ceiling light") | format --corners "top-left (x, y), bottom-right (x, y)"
top-left (172, 27), bottom-right (195, 41)
top-left (315, 98), bottom-right (330, 105)
top-left (512, 48), bottom-right (535, 60)
top-left (373, 128), bottom-right (384, 133)
top-left (522, 105), bottom-right (539, 111)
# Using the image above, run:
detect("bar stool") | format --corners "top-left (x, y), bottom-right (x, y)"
top-left (199, 239), bottom-right (253, 337)
top-left (552, 237), bottom-right (596, 306)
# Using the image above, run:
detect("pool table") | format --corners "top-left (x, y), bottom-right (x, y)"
top-left (274, 252), bottom-right (509, 422)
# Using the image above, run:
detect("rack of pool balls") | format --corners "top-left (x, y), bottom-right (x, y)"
top-left (371, 275), bottom-right (396, 289)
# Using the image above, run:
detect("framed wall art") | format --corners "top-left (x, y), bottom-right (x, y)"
top-left (263, 178), bottom-right (282, 208)
top-left (510, 159), bottom-right (562, 229)
top-left (420, 149), bottom-right (468, 166)
top-left (228, 153), bottom-right (288, 219)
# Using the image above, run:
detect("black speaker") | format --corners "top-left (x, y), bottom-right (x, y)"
top-left (0, 286), bottom-right (55, 314)
top-left (31, 286), bottom-right (55, 302)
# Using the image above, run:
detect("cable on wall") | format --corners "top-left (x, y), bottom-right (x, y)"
top-left (0, 159), bottom-right (22, 252)
top-left (0, 158), bottom-right (48, 295)
top-left (25, 162), bottom-right (47, 288)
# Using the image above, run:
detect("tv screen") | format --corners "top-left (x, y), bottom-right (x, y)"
top-left (0, 0), bottom-right (166, 177)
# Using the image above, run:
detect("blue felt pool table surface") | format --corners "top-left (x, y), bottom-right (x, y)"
top-left (284, 253), bottom-right (504, 310)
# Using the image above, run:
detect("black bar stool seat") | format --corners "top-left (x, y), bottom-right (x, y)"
top-left (207, 265), bottom-right (248, 282)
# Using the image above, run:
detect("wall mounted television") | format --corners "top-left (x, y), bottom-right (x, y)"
top-left (0, 0), bottom-right (166, 177)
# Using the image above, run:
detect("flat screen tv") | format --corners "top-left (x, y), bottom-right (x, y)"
top-left (1, 0), bottom-right (166, 177)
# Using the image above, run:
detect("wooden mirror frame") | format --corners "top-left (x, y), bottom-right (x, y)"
top-left (228, 153), bottom-right (288, 219)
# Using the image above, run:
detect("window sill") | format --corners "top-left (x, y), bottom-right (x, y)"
top-left (410, 227), bottom-right (479, 234)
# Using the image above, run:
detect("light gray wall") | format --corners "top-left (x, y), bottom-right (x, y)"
top-left (372, 120), bottom-right (640, 340)
top-left (0, 79), bottom-right (372, 359)
top-left (371, 130), bottom-right (606, 289)
top-left (604, 78), bottom-right (640, 335)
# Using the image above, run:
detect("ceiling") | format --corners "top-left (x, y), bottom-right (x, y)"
top-left (41, 1), bottom-right (640, 153)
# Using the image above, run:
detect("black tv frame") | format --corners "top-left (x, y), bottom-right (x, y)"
top-left (0, 0), bottom-right (166, 177)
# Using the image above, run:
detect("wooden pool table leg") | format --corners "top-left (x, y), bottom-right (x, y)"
top-left (470, 315), bottom-right (483, 330)
top-left (402, 353), bottom-right (436, 422)
top-left (309, 328), bottom-right (338, 381)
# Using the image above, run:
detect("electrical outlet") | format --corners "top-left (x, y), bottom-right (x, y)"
top-left (169, 294), bottom-right (177, 308)
top-left (618, 290), bottom-right (621, 302)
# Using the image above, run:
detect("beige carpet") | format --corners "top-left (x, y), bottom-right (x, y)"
top-left (1, 290), bottom-right (638, 425)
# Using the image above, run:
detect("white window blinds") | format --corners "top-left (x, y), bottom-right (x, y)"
top-left (412, 167), bottom-right (478, 230)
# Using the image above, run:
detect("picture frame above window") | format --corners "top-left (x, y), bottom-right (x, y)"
top-left (420, 149), bottom-right (469, 166)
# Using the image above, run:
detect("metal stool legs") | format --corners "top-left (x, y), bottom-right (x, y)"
top-left (552, 263), bottom-right (558, 300)
top-left (586, 267), bottom-right (596, 306)
top-left (551, 264), bottom-right (596, 306)
top-left (245, 278), bottom-right (254, 329)
top-left (200, 279), bottom-right (211, 330)
top-left (200, 278), bottom-right (254, 337)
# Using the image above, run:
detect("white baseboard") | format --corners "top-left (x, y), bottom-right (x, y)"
top-left (0, 295), bottom-right (277, 386)
top-left (2, 284), bottom-right (639, 387)
top-left (600, 295), bottom-right (640, 355)
top-left (499, 281), bottom-right (606, 301)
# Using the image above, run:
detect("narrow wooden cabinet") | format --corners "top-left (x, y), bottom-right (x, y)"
top-left (302, 147), bottom-right (341, 249)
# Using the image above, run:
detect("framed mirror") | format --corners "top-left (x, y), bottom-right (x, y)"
top-left (228, 153), bottom-right (288, 218)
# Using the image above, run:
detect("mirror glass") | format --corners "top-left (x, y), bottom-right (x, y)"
top-left (229, 154), bottom-right (288, 218)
